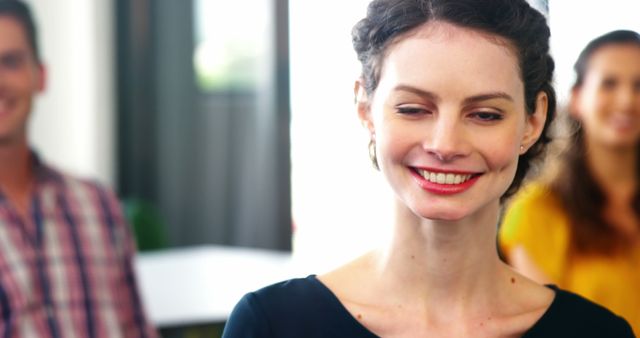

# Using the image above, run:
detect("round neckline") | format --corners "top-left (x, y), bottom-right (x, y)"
top-left (307, 275), bottom-right (560, 337)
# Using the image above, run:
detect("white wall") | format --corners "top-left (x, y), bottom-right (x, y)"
top-left (25, 0), bottom-right (115, 186)
top-left (290, 0), bottom-right (393, 271)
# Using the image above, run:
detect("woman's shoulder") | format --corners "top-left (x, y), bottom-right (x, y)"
top-left (227, 275), bottom-right (326, 320)
top-left (247, 275), bottom-right (329, 308)
top-left (507, 182), bottom-right (560, 210)
top-left (500, 181), bottom-right (570, 239)
top-left (223, 275), bottom-right (378, 338)
top-left (222, 276), bottom-right (321, 337)
top-left (500, 182), bottom-right (569, 243)
top-left (525, 285), bottom-right (635, 337)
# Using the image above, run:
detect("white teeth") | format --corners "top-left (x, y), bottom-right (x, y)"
top-left (445, 173), bottom-right (454, 184)
top-left (417, 169), bottom-right (473, 185)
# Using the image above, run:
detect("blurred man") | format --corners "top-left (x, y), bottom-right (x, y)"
top-left (0, 1), bottom-right (157, 336)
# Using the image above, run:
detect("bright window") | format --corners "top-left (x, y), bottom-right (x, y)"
top-left (290, 0), bottom-right (392, 271)
top-left (194, 0), bottom-right (270, 92)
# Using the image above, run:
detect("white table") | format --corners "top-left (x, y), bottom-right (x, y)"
top-left (134, 245), bottom-right (298, 328)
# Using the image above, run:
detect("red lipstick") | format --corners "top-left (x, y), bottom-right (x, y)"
top-left (410, 167), bottom-right (481, 195)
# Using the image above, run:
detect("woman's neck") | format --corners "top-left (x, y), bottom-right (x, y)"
top-left (583, 138), bottom-right (640, 237)
top-left (371, 198), bottom-right (511, 314)
top-left (585, 137), bottom-right (638, 196)
top-left (318, 198), bottom-right (553, 337)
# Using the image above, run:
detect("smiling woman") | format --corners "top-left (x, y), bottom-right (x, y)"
top-left (499, 29), bottom-right (640, 336)
top-left (223, 0), bottom-right (633, 337)
top-left (361, 22), bottom-right (546, 222)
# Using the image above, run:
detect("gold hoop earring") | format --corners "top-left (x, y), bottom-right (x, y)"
top-left (368, 139), bottom-right (379, 170)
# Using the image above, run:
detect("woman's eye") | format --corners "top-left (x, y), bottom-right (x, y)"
top-left (601, 77), bottom-right (618, 90)
top-left (470, 111), bottom-right (503, 122)
top-left (396, 107), bottom-right (429, 115)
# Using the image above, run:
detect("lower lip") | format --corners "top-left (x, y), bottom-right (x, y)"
top-left (410, 169), bottom-right (480, 195)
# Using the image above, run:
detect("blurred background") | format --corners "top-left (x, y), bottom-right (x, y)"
top-left (23, 0), bottom-right (640, 336)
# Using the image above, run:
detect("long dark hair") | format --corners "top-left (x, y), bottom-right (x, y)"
top-left (352, 0), bottom-right (556, 200)
top-left (549, 30), bottom-right (640, 254)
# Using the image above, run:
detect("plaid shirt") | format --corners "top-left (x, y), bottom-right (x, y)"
top-left (0, 156), bottom-right (158, 338)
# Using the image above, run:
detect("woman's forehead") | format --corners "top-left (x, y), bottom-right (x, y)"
top-left (378, 21), bottom-right (524, 99)
top-left (586, 44), bottom-right (640, 74)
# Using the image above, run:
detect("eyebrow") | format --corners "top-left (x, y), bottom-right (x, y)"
top-left (392, 85), bottom-right (514, 104)
top-left (393, 85), bottom-right (440, 102)
top-left (462, 92), bottom-right (514, 105)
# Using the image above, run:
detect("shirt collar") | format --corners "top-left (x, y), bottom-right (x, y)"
top-left (31, 151), bottom-right (65, 186)
top-left (0, 150), bottom-right (63, 203)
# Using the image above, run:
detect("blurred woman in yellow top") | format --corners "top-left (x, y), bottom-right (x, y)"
top-left (500, 29), bottom-right (640, 334)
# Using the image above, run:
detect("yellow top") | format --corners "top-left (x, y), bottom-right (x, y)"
top-left (499, 183), bottom-right (640, 335)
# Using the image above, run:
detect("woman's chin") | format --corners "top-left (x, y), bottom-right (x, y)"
top-left (414, 207), bottom-right (469, 222)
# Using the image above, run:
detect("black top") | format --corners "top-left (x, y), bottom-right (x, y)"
top-left (222, 275), bottom-right (635, 338)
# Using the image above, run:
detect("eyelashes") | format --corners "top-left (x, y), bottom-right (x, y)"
top-left (396, 107), bottom-right (430, 115)
top-left (394, 106), bottom-right (505, 123)
top-left (469, 111), bottom-right (504, 121)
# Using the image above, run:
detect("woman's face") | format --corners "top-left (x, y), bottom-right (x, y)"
top-left (358, 22), bottom-right (546, 221)
top-left (572, 43), bottom-right (640, 149)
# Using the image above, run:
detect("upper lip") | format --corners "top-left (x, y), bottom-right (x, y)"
top-left (411, 166), bottom-right (481, 175)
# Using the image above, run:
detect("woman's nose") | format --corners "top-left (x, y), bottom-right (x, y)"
top-left (423, 116), bottom-right (469, 163)
top-left (615, 84), bottom-right (640, 113)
